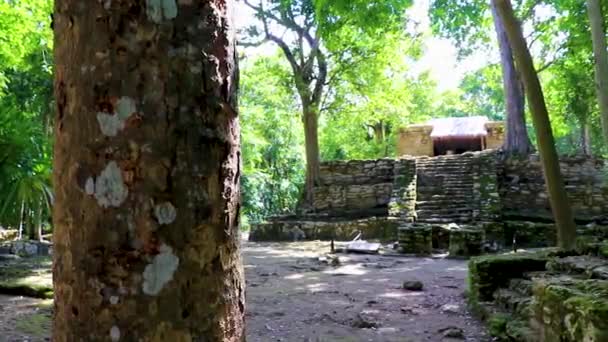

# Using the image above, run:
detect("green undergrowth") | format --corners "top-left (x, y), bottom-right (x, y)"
top-left (14, 299), bottom-right (53, 337)
top-left (0, 256), bottom-right (53, 298)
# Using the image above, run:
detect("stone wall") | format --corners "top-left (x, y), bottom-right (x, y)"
top-left (312, 159), bottom-right (395, 214)
top-left (252, 151), bottom-right (608, 245)
top-left (248, 217), bottom-right (398, 242)
top-left (499, 155), bottom-right (608, 221)
top-left (388, 158), bottom-right (417, 223)
top-left (0, 240), bottom-right (52, 257)
top-left (472, 151), bottom-right (501, 221)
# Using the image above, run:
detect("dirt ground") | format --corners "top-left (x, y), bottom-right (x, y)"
top-left (0, 241), bottom-right (489, 341)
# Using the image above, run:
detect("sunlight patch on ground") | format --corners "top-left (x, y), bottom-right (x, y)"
top-left (322, 264), bottom-right (368, 276)
top-left (380, 291), bottom-right (424, 299)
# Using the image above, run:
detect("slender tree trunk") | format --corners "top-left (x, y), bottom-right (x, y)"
top-left (496, 0), bottom-right (577, 250)
top-left (581, 122), bottom-right (592, 156)
top-left (35, 204), bottom-right (43, 241)
top-left (587, 0), bottom-right (608, 145)
top-left (53, 1), bottom-right (245, 340)
top-left (27, 209), bottom-right (36, 240)
top-left (491, 0), bottom-right (532, 155)
top-left (18, 200), bottom-right (25, 240)
top-left (303, 105), bottom-right (320, 205)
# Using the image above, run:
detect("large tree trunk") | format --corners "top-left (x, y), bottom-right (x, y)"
top-left (303, 106), bottom-right (320, 205)
top-left (490, 0), bottom-right (532, 155)
top-left (495, 0), bottom-right (577, 251)
top-left (52, 1), bottom-right (245, 340)
top-left (587, 0), bottom-right (608, 145)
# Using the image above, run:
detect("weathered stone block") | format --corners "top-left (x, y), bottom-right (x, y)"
top-left (398, 224), bottom-right (432, 255)
top-left (468, 252), bottom-right (549, 302)
top-left (449, 228), bottom-right (484, 257)
top-left (533, 278), bottom-right (608, 342)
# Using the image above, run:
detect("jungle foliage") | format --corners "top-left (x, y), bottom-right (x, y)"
top-left (1, 0), bottom-right (607, 228)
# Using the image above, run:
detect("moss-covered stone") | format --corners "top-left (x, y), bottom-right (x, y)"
top-left (468, 251), bottom-right (549, 302)
top-left (533, 278), bottom-right (608, 341)
top-left (448, 228), bottom-right (484, 257)
top-left (398, 224), bottom-right (432, 255)
top-left (487, 312), bottom-right (509, 339)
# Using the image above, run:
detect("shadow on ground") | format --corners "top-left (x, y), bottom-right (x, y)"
top-left (0, 241), bottom-right (489, 341)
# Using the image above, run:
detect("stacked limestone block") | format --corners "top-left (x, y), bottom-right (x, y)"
top-left (471, 150), bottom-right (501, 222)
top-left (468, 248), bottom-right (608, 341)
top-left (448, 227), bottom-right (484, 257)
top-left (249, 217), bottom-right (398, 242)
top-left (499, 154), bottom-right (608, 221)
top-left (398, 223), bottom-right (432, 255)
top-left (388, 157), bottom-right (417, 223)
top-left (312, 159), bottom-right (395, 214)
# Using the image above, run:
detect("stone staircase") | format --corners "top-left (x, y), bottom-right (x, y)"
top-left (415, 154), bottom-right (477, 223)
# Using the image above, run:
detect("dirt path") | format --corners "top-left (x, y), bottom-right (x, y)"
top-left (0, 241), bottom-right (489, 341)
top-left (244, 241), bottom-right (489, 342)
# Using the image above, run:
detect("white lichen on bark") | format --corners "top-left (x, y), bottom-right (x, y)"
top-left (154, 202), bottom-right (176, 224)
top-left (142, 244), bottom-right (179, 295)
top-left (146, 0), bottom-right (178, 24)
top-left (85, 177), bottom-right (95, 195)
top-left (97, 96), bottom-right (136, 137)
top-left (110, 326), bottom-right (120, 341)
top-left (94, 161), bottom-right (128, 208)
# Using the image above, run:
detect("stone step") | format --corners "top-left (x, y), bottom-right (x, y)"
top-left (546, 256), bottom-right (608, 280)
top-left (416, 193), bottom-right (472, 200)
top-left (416, 187), bottom-right (473, 193)
top-left (417, 170), bottom-right (472, 175)
top-left (493, 288), bottom-right (534, 317)
top-left (417, 217), bottom-right (473, 224)
top-left (522, 271), bottom-right (587, 282)
top-left (415, 200), bottom-right (472, 207)
top-left (416, 209), bottom-right (473, 216)
top-left (508, 278), bottom-right (533, 296)
top-left (417, 177), bottom-right (475, 187)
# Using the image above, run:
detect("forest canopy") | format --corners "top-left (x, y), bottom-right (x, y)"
top-left (1, 0), bottom-right (607, 230)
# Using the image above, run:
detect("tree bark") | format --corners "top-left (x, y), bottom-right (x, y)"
top-left (581, 122), bottom-right (592, 156)
top-left (495, 0), bottom-right (577, 251)
top-left (52, 1), bottom-right (245, 341)
top-left (18, 200), bottom-right (24, 240)
top-left (303, 105), bottom-right (320, 205)
top-left (491, 0), bottom-right (532, 156)
top-left (587, 0), bottom-right (608, 145)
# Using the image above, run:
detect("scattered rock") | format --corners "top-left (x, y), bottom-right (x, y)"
top-left (352, 311), bottom-right (380, 329)
top-left (438, 326), bottom-right (464, 339)
top-left (318, 255), bottom-right (341, 266)
top-left (441, 303), bottom-right (460, 314)
top-left (402, 280), bottom-right (424, 291)
top-left (400, 306), bottom-right (417, 315)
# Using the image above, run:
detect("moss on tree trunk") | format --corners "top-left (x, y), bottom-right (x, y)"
top-left (52, 1), bottom-right (245, 340)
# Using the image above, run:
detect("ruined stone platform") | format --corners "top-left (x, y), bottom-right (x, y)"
top-left (251, 151), bottom-right (608, 256)
top-left (468, 244), bottom-right (608, 341)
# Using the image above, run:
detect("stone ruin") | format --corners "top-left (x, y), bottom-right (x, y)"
top-left (250, 150), bottom-right (608, 256)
